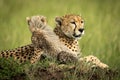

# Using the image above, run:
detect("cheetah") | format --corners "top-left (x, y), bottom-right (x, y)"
top-left (54, 14), bottom-right (84, 56)
top-left (29, 14), bottom-right (108, 69)
top-left (54, 14), bottom-right (108, 68)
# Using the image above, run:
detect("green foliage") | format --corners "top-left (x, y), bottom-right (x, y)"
top-left (0, 58), bottom-right (26, 80)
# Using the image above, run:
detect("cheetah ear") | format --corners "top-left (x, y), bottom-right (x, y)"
top-left (26, 17), bottom-right (31, 25)
top-left (26, 17), bottom-right (35, 33)
top-left (55, 17), bottom-right (63, 27)
top-left (41, 16), bottom-right (47, 25)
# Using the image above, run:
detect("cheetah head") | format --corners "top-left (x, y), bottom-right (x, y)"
top-left (55, 14), bottom-right (84, 39)
top-left (26, 15), bottom-right (47, 33)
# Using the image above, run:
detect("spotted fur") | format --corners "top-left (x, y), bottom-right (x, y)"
top-left (0, 14), bottom-right (109, 69)
top-left (27, 15), bottom-right (78, 63)
top-left (54, 14), bottom-right (85, 57)
top-left (28, 15), bottom-right (84, 63)
top-left (0, 44), bottom-right (43, 63)
top-left (54, 14), bottom-right (108, 69)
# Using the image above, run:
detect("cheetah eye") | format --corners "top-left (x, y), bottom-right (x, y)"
top-left (70, 22), bottom-right (76, 24)
top-left (81, 20), bottom-right (84, 23)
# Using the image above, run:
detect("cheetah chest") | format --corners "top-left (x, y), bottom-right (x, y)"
top-left (60, 38), bottom-right (80, 56)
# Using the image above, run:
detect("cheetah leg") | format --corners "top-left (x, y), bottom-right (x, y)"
top-left (30, 48), bottom-right (43, 64)
top-left (79, 55), bottom-right (109, 69)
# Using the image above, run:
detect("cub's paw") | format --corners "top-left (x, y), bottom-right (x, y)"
top-left (57, 51), bottom-right (78, 64)
top-left (26, 15), bottom-right (47, 32)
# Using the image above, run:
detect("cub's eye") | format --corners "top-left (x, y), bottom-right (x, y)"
top-left (81, 20), bottom-right (84, 23)
top-left (70, 22), bottom-right (76, 24)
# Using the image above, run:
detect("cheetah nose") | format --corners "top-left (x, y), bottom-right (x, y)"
top-left (79, 28), bottom-right (84, 33)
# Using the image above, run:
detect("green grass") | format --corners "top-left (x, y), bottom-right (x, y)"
top-left (0, 0), bottom-right (120, 79)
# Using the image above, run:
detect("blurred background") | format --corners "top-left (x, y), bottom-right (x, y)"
top-left (0, 0), bottom-right (120, 69)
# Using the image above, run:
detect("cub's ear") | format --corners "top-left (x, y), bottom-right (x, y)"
top-left (41, 16), bottom-right (46, 22)
top-left (26, 17), bottom-right (34, 33)
top-left (41, 16), bottom-right (47, 25)
top-left (26, 17), bottom-right (31, 25)
top-left (55, 17), bottom-right (63, 27)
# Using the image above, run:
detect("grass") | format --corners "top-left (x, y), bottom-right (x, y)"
top-left (0, 0), bottom-right (120, 79)
top-left (0, 58), bottom-right (119, 80)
